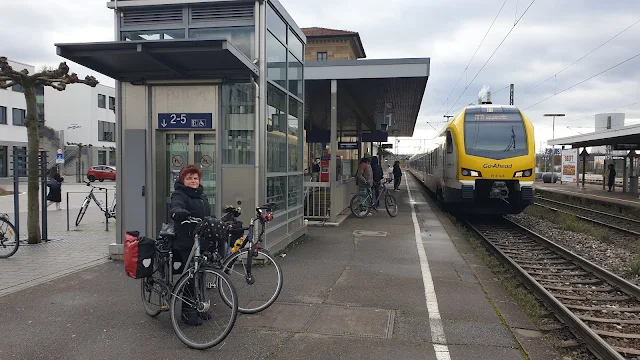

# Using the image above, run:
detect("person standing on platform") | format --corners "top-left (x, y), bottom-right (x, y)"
top-left (370, 156), bottom-right (383, 207)
top-left (393, 161), bottom-right (402, 191)
top-left (607, 164), bottom-right (616, 192)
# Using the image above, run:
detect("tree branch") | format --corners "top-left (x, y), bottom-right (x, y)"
top-left (0, 56), bottom-right (25, 83)
top-left (33, 62), bottom-right (99, 89)
top-left (0, 81), bottom-right (16, 89)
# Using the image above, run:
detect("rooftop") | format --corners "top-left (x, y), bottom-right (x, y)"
top-left (302, 27), bottom-right (366, 59)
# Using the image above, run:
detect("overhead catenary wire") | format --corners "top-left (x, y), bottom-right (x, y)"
top-left (444, 0), bottom-right (537, 116)
top-left (433, 0), bottom-right (509, 118)
top-left (522, 53), bottom-right (640, 110)
top-left (516, 18), bottom-right (640, 101)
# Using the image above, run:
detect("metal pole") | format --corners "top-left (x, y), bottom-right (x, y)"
top-left (105, 189), bottom-right (109, 231)
top-left (41, 151), bottom-right (48, 242)
top-left (509, 84), bottom-right (514, 105)
top-left (66, 192), bottom-right (70, 231)
top-left (582, 151), bottom-right (587, 189)
top-left (12, 147), bottom-right (20, 242)
top-left (552, 116), bottom-right (555, 182)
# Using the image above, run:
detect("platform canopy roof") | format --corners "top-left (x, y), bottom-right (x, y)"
top-left (304, 58), bottom-right (430, 137)
top-left (548, 124), bottom-right (640, 149)
top-left (55, 39), bottom-right (259, 82)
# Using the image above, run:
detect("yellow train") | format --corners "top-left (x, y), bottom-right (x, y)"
top-left (408, 103), bottom-right (535, 214)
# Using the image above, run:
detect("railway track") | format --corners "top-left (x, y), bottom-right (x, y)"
top-left (466, 217), bottom-right (640, 359)
top-left (534, 197), bottom-right (640, 236)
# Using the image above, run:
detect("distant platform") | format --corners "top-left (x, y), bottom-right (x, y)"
top-left (535, 181), bottom-right (640, 209)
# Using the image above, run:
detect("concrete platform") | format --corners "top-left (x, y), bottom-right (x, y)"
top-left (0, 174), bottom-right (561, 359)
top-left (536, 181), bottom-right (640, 209)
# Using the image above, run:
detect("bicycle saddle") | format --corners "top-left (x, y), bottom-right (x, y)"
top-left (159, 223), bottom-right (176, 238)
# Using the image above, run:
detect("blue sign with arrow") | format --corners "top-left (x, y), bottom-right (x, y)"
top-left (158, 113), bottom-right (213, 130)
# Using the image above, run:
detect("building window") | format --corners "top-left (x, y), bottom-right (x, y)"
top-left (266, 176), bottom-right (287, 213)
top-left (36, 85), bottom-right (45, 121)
top-left (221, 83), bottom-right (255, 165)
top-left (98, 94), bottom-right (106, 108)
top-left (266, 4), bottom-right (287, 44)
top-left (267, 31), bottom-right (287, 89)
top-left (12, 108), bottom-right (25, 126)
top-left (267, 83), bottom-right (287, 173)
top-left (288, 174), bottom-right (302, 207)
top-left (288, 53), bottom-right (303, 100)
top-left (98, 121), bottom-right (115, 142)
top-left (317, 52), bottom-right (328, 61)
top-left (288, 28), bottom-right (303, 62)
top-left (109, 150), bottom-right (116, 166)
top-left (98, 150), bottom-right (107, 165)
top-left (0, 106), bottom-right (6, 125)
top-left (12, 84), bottom-right (24, 93)
top-left (190, 27), bottom-right (255, 60)
top-left (109, 96), bottom-right (115, 111)
top-left (288, 97), bottom-right (302, 172)
top-left (0, 146), bottom-right (7, 177)
top-left (121, 29), bottom-right (185, 41)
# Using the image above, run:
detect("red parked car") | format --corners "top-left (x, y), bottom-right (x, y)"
top-left (87, 165), bottom-right (116, 182)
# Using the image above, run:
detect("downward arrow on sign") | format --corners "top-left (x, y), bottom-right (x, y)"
top-left (161, 119), bottom-right (167, 128)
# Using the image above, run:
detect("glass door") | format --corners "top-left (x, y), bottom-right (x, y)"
top-left (194, 133), bottom-right (216, 215)
top-left (166, 133), bottom-right (190, 201)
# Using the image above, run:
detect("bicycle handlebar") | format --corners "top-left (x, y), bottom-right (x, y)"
top-left (85, 181), bottom-right (111, 192)
top-left (180, 216), bottom-right (202, 225)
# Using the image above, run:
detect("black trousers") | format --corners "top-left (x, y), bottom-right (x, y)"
top-left (394, 176), bottom-right (401, 190)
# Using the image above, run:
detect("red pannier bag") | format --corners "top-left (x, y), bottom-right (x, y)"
top-left (124, 231), bottom-right (156, 279)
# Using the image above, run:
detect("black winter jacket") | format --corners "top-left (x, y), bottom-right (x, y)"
top-left (393, 163), bottom-right (402, 177)
top-left (371, 156), bottom-right (384, 182)
top-left (169, 181), bottom-right (212, 251)
top-left (46, 180), bottom-right (62, 202)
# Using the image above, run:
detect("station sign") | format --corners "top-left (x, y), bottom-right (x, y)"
top-left (613, 143), bottom-right (639, 151)
top-left (158, 113), bottom-right (213, 130)
top-left (380, 144), bottom-right (393, 149)
top-left (338, 142), bottom-right (358, 150)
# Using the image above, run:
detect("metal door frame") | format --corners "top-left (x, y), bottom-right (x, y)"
top-left (155, 131), bottom-right (218, 233)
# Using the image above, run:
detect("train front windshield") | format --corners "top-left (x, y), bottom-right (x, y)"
top-left (464, 109), bottom-right (528, 160)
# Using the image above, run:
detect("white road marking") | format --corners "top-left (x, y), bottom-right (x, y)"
top-left (404, 173), bottom-right (451, 360)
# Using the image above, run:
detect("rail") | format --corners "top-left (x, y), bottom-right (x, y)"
top-left (303, 181), bottom-right (330, 220)
top-left (534, 197), bottom-right (640, 236)
top-left (466, 216), bottom-right (640, 359)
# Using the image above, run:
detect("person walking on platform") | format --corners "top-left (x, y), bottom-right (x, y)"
top-left (393, 161), bottom-right (402, 191)
top-left (46, 167), bottom-right (63, 210)
top-left (371, 156), bottom-right (384, 207)
top-left (607, 164), bottom-right (616, 192)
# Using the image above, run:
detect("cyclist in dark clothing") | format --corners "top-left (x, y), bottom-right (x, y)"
top-left (393, 161), bottom-right (402, 191)
top-left (371, 156), bottom-right (384, 207)
top-left (169, 164), bottom-right (212, 326)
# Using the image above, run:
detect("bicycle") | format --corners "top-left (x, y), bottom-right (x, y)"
top-left (0, 213), bottom-right (18, 258)
top-left (350, 179), bottom-right (398, 218)
top-left (217, 201), bottom-right (283, 314)
top-left (75, 181), bottom-right (116, 226)
top-left (140, 217), bottom-right (239, 349)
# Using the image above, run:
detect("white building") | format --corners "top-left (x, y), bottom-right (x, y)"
top-left (0, 60), bottom-right (32, 177)
top-left (0, 59), bottom-right (116, 178)
top-left (45, 84), bottom-right (117, 167)
top-left (590, 113), bottom-right (625, 155)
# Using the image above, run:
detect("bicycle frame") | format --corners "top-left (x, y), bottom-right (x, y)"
top-left (84, 185), bottom-right (116, 217)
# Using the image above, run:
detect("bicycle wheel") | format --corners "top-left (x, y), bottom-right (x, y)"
top-left (140, 253), bottom-right (166, 317)
top-left (350, 193), bottom-right (371, 218)
top-left (75, 199), bottom-right (89, 226)
top-left (385, 193), bottom-right (398, 217)
top-left (221, 248), bottom-right (283, 314)
top-left (0, 217), bottom-right (19, 259)
top-left (170, 266), bottom-right (238, 349)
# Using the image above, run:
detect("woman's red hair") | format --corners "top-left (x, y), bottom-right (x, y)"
top-left (178, 165), bottom-right (202, 182)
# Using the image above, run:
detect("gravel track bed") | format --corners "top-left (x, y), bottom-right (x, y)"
top-left (507, 213), bottom-right (640, 286)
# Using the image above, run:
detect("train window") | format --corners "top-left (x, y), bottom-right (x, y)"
top-left (464, 110), bottom-right (528, 160)
top-left (446, 132), bottom-right (453, 154)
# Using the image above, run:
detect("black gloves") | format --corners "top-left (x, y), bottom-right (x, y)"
top-left (171, 208), bottom-right (191, 221)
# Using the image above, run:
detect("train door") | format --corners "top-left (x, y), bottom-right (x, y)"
top-left (443, 131), bottom-right (455, 185)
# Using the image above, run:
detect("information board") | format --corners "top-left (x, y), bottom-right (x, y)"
top-left (158, 113), bottom-right (213, 130)
top-left (561, 149), bottom-right (578, 183)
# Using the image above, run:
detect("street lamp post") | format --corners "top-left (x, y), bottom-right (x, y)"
top-left (544, 113), bottom-right (565, 183)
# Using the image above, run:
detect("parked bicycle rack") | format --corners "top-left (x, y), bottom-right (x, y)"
top-left (65, 188), bottom-right (113, 232)
top-left (10, 147), bottom-right (51, 242)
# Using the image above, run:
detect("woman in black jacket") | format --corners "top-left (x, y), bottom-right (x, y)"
top-left (168, 164), bottom-right (212, 326)
top-left (46, 167), bottom-right (63, 210)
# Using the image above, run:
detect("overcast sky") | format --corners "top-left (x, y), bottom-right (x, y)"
top-left (2, 0), bottom-right (639, 155)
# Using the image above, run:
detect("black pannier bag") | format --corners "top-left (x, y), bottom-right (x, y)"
top-left (124, 231), bottom-right (156, 279)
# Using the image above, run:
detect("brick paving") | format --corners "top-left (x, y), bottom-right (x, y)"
top-left (0, 199), bottom-right (115, 298)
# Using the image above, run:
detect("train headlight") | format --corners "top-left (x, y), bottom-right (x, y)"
top-left (513, 169), bottom-right (533, 178)
top-left (461, 168), bottom-right (482, 177)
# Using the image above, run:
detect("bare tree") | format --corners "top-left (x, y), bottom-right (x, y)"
top-left (0, 57), bottom-right (99, 244)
